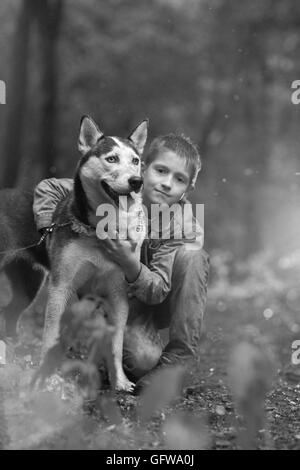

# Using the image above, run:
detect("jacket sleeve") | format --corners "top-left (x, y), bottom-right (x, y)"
top-left (33, 178), bottom-right (74, 230)
top-left (126, 240), bottom-right (184, 305)
top-left (126, 208), bottom-right (204, 305)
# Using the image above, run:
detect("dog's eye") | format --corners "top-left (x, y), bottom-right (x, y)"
top-left (132, 157), bottom-right (140, 165)
top-left (106, 155), bottom-right (119, 163)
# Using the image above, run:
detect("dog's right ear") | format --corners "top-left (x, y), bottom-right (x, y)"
top-left (78, 115), bottom-right (104, 154)
top-left (128, 119), bottom-right (149, 155)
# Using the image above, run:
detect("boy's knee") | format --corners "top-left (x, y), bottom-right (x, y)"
top-left (124, 349), bottom-right (160, 380)
top-left (174, 246), bottom-right (209, 284)
top-left (123, 327), bottom-right (162, 379)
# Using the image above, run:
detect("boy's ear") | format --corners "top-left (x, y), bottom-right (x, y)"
top-left (78, 115), bottom-right (104, 155)
top-left (189, 166), bottom-right (201, 190)
top-left (128, 119), bottom-right (149, 155)
top-left (185, 188), bottom-right (193, 199)
top-left (188, 182), bottom-right (196, 192)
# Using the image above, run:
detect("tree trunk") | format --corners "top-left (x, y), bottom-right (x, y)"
top-left (0, 0), bottom-right (33, 188)
top-left (35, 0), bottom-right (64, 180)
top-left (0, 0), bottom-right (64, 188)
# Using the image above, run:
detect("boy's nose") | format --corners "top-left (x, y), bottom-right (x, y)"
top-left (128, 176), bottom-right (143, 192)
top-left (162, 177), bottom-right (172, 190)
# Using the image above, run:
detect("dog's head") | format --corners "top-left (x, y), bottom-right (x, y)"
top-left (77, 116), bottom-right (148, 210)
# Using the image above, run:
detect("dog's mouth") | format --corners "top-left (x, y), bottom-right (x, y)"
top-left (101, 181), bottom-right (135, 206)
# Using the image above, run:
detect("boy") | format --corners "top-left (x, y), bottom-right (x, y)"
top-left (33, 134), bottom-right (209, 390)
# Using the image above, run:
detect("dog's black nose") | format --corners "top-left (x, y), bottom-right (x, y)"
top-left (129, 176), bottom-right (143, 192)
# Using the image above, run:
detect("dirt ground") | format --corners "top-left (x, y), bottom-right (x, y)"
top-left (188, 303), bottom-right (300, 450)
top-left (0, 294), bottom-right (299, 450)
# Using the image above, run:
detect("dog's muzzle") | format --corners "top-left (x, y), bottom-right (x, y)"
top-left (128, 176), bottom-right (143, 192)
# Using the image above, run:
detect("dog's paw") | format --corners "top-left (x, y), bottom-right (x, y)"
top-left (114, 377), bottom-right (135, 393)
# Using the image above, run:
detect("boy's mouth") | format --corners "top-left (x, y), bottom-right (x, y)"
top-left (155, 189), bottom-right (170, 197)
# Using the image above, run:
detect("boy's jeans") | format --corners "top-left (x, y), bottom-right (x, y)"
top-left (123, 245), bottom-right (209, 379)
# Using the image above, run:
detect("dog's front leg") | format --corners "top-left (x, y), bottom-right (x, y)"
top-left (106, 289), bottom-right (134, 392)
top-left (41, 279), bottom-right (73, 360)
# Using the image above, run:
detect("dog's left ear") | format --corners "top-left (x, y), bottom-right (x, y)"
top-left (78, 115), bottom-right (104, 154)
top-left (128, 119), bottom-right (149, 155)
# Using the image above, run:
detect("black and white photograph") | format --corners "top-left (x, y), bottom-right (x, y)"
top-left (0, 0), bottom-right (299, 452)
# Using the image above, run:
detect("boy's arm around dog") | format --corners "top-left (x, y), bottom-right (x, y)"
top-left (125, 210), bottom-right (205, 306)
top-left (33, 178), bottom-right (74, 230)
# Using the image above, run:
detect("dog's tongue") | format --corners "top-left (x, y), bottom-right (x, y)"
top-left (130, 191), bottom-right (139, 200)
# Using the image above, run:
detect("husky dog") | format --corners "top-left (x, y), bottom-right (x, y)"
top-left (0, 116), bottom-right (148, 392)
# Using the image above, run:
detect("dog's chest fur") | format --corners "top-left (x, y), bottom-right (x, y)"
top-left (53, 235), bottom-right (123, 293)
top-left (49, 191), bottom-right (144, 292)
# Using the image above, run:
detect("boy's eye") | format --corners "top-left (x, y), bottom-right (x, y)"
top-left (156, 168), bottom-right (166, 173)
top-left (106, 155), bottom-right (119, 163)
top-left (132, 157), bottom-right (140, 165)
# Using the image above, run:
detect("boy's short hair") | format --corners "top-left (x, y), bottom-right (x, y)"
top-left (144, 134), bottom-right (201, 188)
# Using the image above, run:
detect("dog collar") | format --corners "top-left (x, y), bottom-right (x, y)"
top-left (70, 215), bottom-right (96, 237)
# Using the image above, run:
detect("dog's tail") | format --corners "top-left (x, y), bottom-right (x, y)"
top-left (0, 188), bottom-right (49, 269)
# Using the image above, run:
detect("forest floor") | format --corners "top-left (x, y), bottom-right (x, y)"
top-left (0, 251), bottom-right (300, 450)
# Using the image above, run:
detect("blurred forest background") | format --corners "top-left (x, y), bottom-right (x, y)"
top-left (1, 0), bottom-right (300, 450)
top-left (0, 0), bottom-right (300, 260)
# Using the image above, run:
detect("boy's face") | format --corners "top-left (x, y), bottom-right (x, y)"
top-left (142, 148), bottom-right (191, 209)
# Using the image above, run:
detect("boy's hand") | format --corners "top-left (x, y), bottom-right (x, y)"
top-left (100, 231), bottom-right (142, 283)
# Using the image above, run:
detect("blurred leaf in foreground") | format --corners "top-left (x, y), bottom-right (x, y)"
top-left (163, 411), bottom-right (210, 450)
top-left (137, 365), bottom-right (185, 422)
top-left (228, 338), bottom-right (275, 449)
